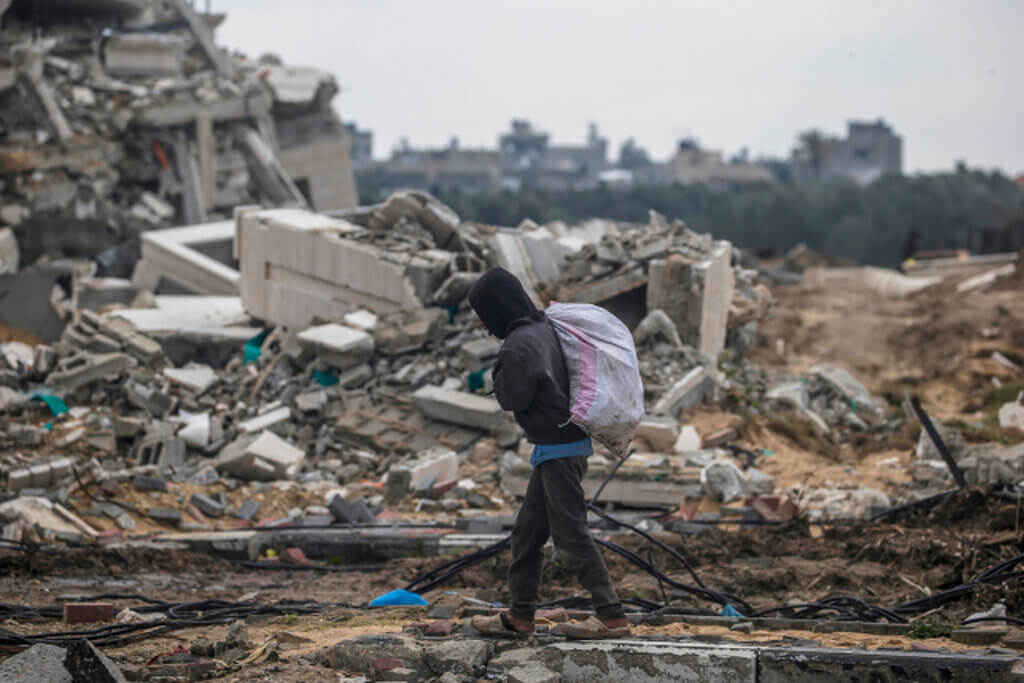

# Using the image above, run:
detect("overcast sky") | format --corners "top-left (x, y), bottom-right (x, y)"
top-left (214, 0), bottom-right (1022, 175)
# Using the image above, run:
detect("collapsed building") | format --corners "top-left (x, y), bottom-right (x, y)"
top-left (0, 0), bottom-right (358, 340)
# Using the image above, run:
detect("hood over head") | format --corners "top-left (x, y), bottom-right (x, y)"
top-left (468, 267), bottom-right (539, 339)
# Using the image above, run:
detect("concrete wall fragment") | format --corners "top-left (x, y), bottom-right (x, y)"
top-left (236, 207), bottom-right (444, 328)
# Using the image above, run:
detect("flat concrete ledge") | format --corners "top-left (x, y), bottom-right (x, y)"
top-left (319, 632), bottom-right (1024, 683)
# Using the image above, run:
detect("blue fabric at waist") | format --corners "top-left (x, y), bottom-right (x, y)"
top-left (530, 439), bottom-right (593, 467)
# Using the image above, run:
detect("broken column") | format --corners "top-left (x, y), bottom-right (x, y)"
top-left (647, 241), bottom-right (734, 360)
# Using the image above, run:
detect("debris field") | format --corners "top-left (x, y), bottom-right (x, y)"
top-left (1, 1), bottom-right (1023, 681)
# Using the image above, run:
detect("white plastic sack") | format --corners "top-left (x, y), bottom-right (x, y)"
top-left (546, 302), bottom-right (645, 457)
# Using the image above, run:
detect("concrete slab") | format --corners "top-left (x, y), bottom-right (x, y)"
top-left (134, 220), bottom-right (239, 296)
top-left (163, 363), bottom-right (217, 394)
top-left (297, 323), bottom-right (374, 370)
top-left (108, 296), bottom-right (249, 333)
top-left (541, 639), bottom-right (756, 683)
top-left (652, 367), bottom-right (710, 417)
top-left (236, 207), bottom-right (437, 328)
top-left (412, 386), bottom-right (506, 432)
top-left (215, 430), bottom-right (305, 481)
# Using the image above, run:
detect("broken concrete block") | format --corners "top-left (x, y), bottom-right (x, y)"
top-left (238, 406), bottom-right (292, 433)
top-left (412, 386), bottom-right (505, 432)
top-left (0, 644), bottom-right (71, 683)
top-left (178, 412), bottom-right (211, 448)
top-left (633, 309), bottom-right (684, 349)
top-left (652, 366), bottom-right (709, 417)
top-left (766, 381), bottom-right (809, 410)
top-left (328, 495), bottom-right (375, 524)
top-left (636, 416), bottom-right (679, 452)
top-left (235, 500), bottom-right (261, 521)
top-left (103, 32), bottom-right (186, 77)
top-left (0, 227), bottom-right (19, 275)
top-left (459, 337), bottom-right (500, 371)
top-left (47, 352), bottom-right (136, 392)
top-left (337, 363), bottom-right (373, 389)
top-left (701, 459), bottom-right (747, 503)
top-left (135, 436), bottom-right (186, 471)
top-left (746, 467), bottom-right (775, 495)
top-left (810, 364), bottom-right (884, 422)
top-left (134, 475), bottom-right (168, 492)
top-left (297, 324), bottom-right (374, 370)
top-left (374, 309), bottom-right (447, 356)
top-left (998, 392), bottom-right (1024, 432)
top-left (344, 310), bottom-right (378, 330)
top-left (163, 363), bottom-right (218, 394)
top-left (32, 345), bottom-right (58, 376)
top-left (673, 425), bottom-right (702, 454)
top-left (392, 449), bottom-right (459, 491)
top-left (216, 431), bottom-right (305, 481)
top-left (190, 493), bottom-right (225, 518)
top-left (63, 636), bottom-right (128, 682)
top-left (124, 381), bottom-right (174, 418)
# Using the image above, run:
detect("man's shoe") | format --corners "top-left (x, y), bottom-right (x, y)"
top-left (470, 612), bottom-right (534, 638)
top-left (553, 616), bottom-right (632, 640)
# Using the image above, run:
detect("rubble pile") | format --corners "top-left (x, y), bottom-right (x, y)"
top-left (0, 0), bottom-right (355, 286)
top-left (2, 181), bottom-right (1023, 552)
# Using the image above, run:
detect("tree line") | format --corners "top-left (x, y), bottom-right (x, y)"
top-left (406, 168), bottom-right (1024, 268)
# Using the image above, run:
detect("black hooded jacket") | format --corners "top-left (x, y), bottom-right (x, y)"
top-left (468, 268), bottom-right (588, 445)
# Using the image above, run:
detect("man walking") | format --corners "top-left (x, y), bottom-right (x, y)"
top-left (467, 267), bottom-right (630, 639)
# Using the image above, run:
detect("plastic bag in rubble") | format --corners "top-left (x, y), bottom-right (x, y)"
top-left (546, 302), bottom-right (645, 458)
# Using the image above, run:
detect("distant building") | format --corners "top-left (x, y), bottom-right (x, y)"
top-left (344, 122), bottom-right (373, 168)
top-left (670, 139), bottom-right (775, 187)
top-left (791, 119), bottom-right (902, 186)
top-left (363, 138), bottom-right (500, 196)
top-left (499, 120), bottom-right (608, 191)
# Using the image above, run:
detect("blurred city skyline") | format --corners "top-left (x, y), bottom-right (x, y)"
top-left (215, 0), bottom-right (1022, 174)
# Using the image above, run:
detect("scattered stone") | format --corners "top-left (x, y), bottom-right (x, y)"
top-left (701, 459), bottom-right (747, 503)
top-left (64, 639), bottom-right (128, 683)
top-left (163, 363), bottom-right (218, 394)
top-left (998, 392), bottom-right (1024, 432)
top-left (328, 495), bottom-right (375, 524)
top-left (215, 431), bottom-right (305, 481)
top-left (189, 493), bottom-right (225, 518)
top-left (0, 644), bottom-right (71, 683)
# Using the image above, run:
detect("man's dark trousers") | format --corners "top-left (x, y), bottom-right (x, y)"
top-left (508, 455), bottom-right (625, 622)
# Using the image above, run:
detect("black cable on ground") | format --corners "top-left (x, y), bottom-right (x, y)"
top-left (594, 537), bottom-right (752, 614)
top-left (234, 561), bottom-right (385, 573)
top-left (587, 503), bottom-right (706, 589)
top-left (961, 616), bottom-right (1024, 627)
top-left (0, 598), bottom-right (358, 649)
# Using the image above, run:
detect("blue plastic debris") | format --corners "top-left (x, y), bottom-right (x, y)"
top-left (243, 328), bottom-right (272, 365)
top-left (466, 367), bottom-right (490, 392)
top-left (313, 369), bottom-right (338, 387)
top-left (721, 604), bottom-right (745, 618)
top-left (368, 589), bottom-right (428, 607)
top-left (31, 393), bottom-right (68, 417)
